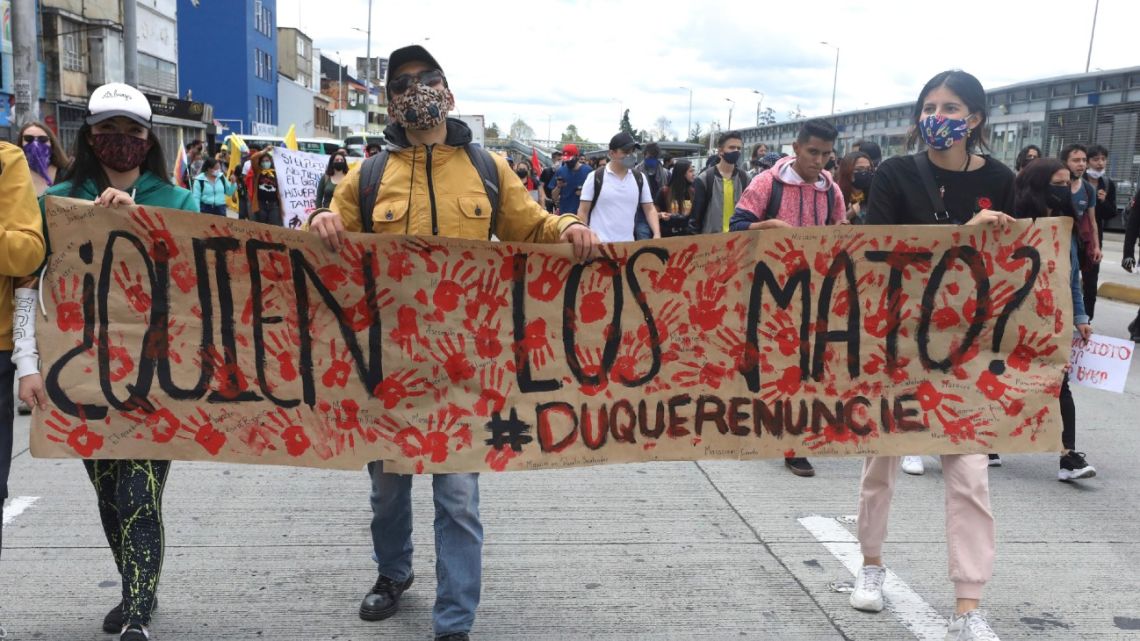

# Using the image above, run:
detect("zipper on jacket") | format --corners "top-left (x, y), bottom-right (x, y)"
top-left (425, 144), bottom-right (439, 235)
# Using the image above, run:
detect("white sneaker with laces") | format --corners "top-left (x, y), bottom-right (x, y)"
top-left (901, 456), bottom-right (925, 475)
top-left (945, 609), bottom-right (1000, 640)
top-left (849, 565), bottom-right (886, 612)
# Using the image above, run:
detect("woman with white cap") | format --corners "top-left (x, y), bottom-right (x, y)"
top-left (16, 82), bottom-right (197, 641)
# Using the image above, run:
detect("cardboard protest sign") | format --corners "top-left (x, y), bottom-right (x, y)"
top-left (32, 198), bottom-right (1072, 473)
top-left (273, 148), bottom-right (328, 231)
top-left (1069, 332), bottom-right (1134, 393)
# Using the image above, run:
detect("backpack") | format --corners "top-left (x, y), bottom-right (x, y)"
top-left (759, 180), bottom-right (834, 223)
top-left (584, 166), bottom-right (644, 216)
top-left (356, 143), bottom-right (501, 239)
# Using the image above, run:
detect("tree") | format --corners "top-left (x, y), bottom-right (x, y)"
top-left (560, 124), bottom-right (585, 143)
top-left (510, 118), bottom-right (535, 140)
top-left (759, 107), bottom-right (777, 126)
top-left (688, 121), bottom-right (703, 144)
top-left (652, 116), bottom-right (674, 141)
top-left (619, 109), bottom-right (634, 136)
top-left (486, 122), bottom-right (501, 140)
top-left (788, 105), bottom-right (806, 121)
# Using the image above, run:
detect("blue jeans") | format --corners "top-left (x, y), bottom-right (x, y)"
top-left (367, 461), bottom-right (483, 635)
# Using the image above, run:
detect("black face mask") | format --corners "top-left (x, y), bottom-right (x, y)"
top-left (566, 158), bottom-right (579, 168)
top-left (516, 169), bottom-right (529, 179)
top-left (333, 161), bottom-right (348, 172)
top-left (1046, 184), bottom-right (1074, 215)
top-left (852, 170), bottom-right (874, 192)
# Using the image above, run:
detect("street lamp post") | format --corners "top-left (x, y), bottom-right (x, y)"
top-left (679, 86), bottom-right (692, 141)
top-left (753, 90), bottom-right (765, 126)
top-left (1086, 0), bottom-right (1100, 72)
top-left (725, 98), bottom-right (735, 131)
top-left (821, 41), bottom-right (839, 115)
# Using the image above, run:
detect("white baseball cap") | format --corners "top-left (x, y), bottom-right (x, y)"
top-left (86, 82), bottom-right (152, 128)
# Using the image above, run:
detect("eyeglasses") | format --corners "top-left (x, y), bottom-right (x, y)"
top-left (22, 135), bottom-right (50, 145)
top-left (388, 69), bottom-right (445, 95)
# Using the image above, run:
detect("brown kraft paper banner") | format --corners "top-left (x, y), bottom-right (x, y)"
top-left (31, 197), bottom-right (1072, 473)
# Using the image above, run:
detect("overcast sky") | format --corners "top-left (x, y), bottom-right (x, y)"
top-left (276, 0), bottom-right (1140, 143)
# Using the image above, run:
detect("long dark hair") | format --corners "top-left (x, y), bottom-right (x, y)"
top-left (17, 121), bottom-right (71, 169)
top-left (1014, 157), bottom-right (1066, 219)
top-left (1015, 144), bottom-right (1042, 171)
top-left (837, 151), bottom-right (871, 206)
top-left (662, 160), bottom-right (693, 212)
top-left (906, 70), bottom-right (990, 152)
top-left (324, 151), bottom-right (347, 177)
top-left (59, 123), bottom-right (170, 197)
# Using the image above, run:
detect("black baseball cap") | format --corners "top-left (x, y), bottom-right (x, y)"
top-left (609, 132), bottom-right (641, 151)
top-left (385, 45), bottom-right (445, 96)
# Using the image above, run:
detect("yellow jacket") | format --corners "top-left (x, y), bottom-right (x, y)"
top-left (0, 142), bottom-right (47, 349)
top-left (328, 120), bottom-right (580, 241)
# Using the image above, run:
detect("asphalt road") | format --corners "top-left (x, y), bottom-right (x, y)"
top-left (2, 236), bottom-right (1139, 641)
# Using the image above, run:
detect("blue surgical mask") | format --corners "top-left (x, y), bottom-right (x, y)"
top-left (919, 114), bottom-right (970, 151)
top-left (644, 157), bottom-right (659, 169)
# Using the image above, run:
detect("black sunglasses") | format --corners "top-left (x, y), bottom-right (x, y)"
top-left (22, 135), bottom-right (50, 145)
top-left (389, 69), bottom-right (445, 95)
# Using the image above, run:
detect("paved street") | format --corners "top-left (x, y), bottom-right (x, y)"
top-left (3, 236), bottom-right (1140, 641)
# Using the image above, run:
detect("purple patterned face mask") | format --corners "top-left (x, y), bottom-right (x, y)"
top-left (918, 114), bottom-right (971, 150)
top-left (23, 140), bottom-right (54, 183)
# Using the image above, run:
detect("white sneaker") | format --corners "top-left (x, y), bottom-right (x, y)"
top-left (849, 565), bottom-right (886, 612)
top-left (901, 456), bottom-right (925, 475)
top-left (945, 609), bottom-right (1000, 640)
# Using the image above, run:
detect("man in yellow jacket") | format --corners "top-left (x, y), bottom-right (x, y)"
top-left (307, 45), bottom-right (598, 641)
top-left (0, 141), bottom-right (48, 560)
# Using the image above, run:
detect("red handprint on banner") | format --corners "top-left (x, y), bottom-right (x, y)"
top-left (264, 407), bottom-right (313, 458)
top-left (186, 408), bottom-right (227, 455)
top-left (476, 363), bottom-right (515, 416)
top-left (647, 244), bottom-right (696, 294)
top-left (390, 305), bottom-right (429, 359)
top-left (432, 335), bottom-right (475, 384)
top-left (44, 410), bottom-right (104, 457)
top-left (1006, 326), bottom-right (1058, 373)
top-left (52, 274), bottom-right (85, 332)
top-left (113, 261), bottom-right (151, 314)
top-left (375, 369), bottom-right (430, 410)
top-left (130, 207), bottom-right (179, 261)
top-left (528, 255), bottom-right (571, 302)
top-left (469, 316), bottom-right (504, 360)
top-left (321, 339), bottom-right (353, 388)
top-left (684, 278), bottom-right (728, 332)
top-left (764, 238), bottom-right (808, 275)
top-left (265, 329), bottom-right (299, 382)
top-left (516, 318), bottom-right (555, 369)
top-left (465, 269), bottom-right (509, 323)
top-left (429, 260), bottom-right (478, 321)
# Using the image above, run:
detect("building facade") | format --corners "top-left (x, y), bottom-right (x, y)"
top-left (177, 0), bottom-right (277, 137)
top-left (276, 26), bottom-right (330, 138)
top-left (737, 66), bottom-right (1140, 209)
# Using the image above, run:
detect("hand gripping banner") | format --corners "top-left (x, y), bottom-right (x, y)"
top-left (32, 197), bottom-right (1071, 473)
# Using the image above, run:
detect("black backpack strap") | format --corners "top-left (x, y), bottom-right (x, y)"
top-left (357, 151), bottom-right (389, 234)
top-left (464, 144), bottom-right (501, 240)
top-left (633, 170), bottom-right (644, 213)
top-left (914, 152), bottom-right (952, 223)
top-left (764, 180), bottom-right (784, 221)
top-left (584, 167), bottom-right (605, 215)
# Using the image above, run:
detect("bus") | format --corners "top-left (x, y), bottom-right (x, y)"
top-left (223, 135), bottom-right (343, 155)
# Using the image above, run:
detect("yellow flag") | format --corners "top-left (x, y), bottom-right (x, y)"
top-left (225, 134), bottom-right (246, 213)
top-left (284, 124), bottom-right (298, 151)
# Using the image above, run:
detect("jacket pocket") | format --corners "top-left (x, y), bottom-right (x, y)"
top-left (369, 198), bottom-right (409, 234)
top-left (453, 194), bottom-right (493, 239)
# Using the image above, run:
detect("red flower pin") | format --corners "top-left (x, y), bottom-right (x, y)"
top-left (976, 196), bottom-right (993, 211)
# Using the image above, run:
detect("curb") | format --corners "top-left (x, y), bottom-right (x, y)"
top-left (1098, 282), bottom-right (1140, 305)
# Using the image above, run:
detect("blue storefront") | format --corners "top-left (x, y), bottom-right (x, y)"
top-left (177, 0), bottom-right (277, 139)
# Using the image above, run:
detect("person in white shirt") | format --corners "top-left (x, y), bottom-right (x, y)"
top-left (578, 132), bottom-right (661, 242)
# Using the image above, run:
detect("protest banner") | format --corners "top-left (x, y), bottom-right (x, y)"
top-left (1068, 332), bottom-right (1134, 393)
top-left (32, 198), bottom-right (1072, 473)
top-left (272, 148), bottom-right (328, 230)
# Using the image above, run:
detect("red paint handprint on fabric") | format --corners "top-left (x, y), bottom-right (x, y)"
top-left (476, 363), bottom-right (515, 417)
top-left (113, 262), bottom-right (151, 314)
top-left (647, 244), bottom-right (696, 294)
top-left (321, 340), bottom-right (353, 388)
top-left (684, 279), bottom-right (728, 332)
top-left (471, 317), bottom-right (504, 360)
top-left (52, 275), bottom-right (85, 332)
top-left (464, 270), bottom-right (509, 323)
top-left (430, 260), bottom-right (478, 320)
top-left (375, 369), bottom-right (430, 410)
top-left (390, 305), bottom-right (429, 359)
top-left (764, 239), bottom-right (808, 275)
top-left (1006, 327), bottom-right (1058, 373)
top-left (265, 330), bottom-right (299, 382)
top-left (915, 381), bottom-right (994, 445)
top-left (186, 408), bottom-right (227, 455)
top-left (515, 318), bottom-right (555, 369)
top-left (432, 335), bottom-right (475, 384)
top-left (574, 346), bottom-right (608, 397)
top-left (264, 407), bottom-right (312, 458)
top-left (528, 255), bottom-right (571, 302)
top-left (44, 410), bottom-right (104, 457)
top-left (170, 260), bottom-right (197, 294)
top-left (578, 269), bottom-right (614, 325)
top-left (130, 207), bottom-right (179, 260)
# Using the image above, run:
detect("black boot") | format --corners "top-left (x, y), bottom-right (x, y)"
top-left (104, 598), bottom-right (157, 633)
top-left (359, 572), bottom-right (414, 621)
top-left (1129, 313), bottom-right (1140, 342)
top-left (119, 623), bottom-right (150, 641)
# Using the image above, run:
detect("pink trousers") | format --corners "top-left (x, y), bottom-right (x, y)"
top-left (856, 454), bottom-right (995, 600)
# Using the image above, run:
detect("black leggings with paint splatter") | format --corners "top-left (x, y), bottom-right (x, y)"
top-left (84, 459), bottom-right (170, 627)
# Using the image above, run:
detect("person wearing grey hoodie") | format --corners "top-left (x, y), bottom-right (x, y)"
top-left (688, 131), bottom-right (752, 235)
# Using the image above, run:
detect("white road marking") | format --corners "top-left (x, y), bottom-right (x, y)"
top-left (798, 514), bottom-right (948, 641)
top-left (2, 496), bottom-right (40, 525)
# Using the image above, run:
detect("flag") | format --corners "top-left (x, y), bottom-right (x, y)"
top-left (225, 134), bottom-right (246, 212)
top-left (172, 127), bottom-right (188, 188)
top-left (284, 124), bottom-right (298, 151)
top-left (530, 147), bottom-right (542, 191)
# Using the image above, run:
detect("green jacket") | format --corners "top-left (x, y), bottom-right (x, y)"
top-left (42, 171), bottom-right (198, 212)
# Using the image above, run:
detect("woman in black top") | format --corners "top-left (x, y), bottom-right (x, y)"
top-left (853, 70), bottom-right (1015, 641)
top-left (316, 151), bottom-right (349, 209)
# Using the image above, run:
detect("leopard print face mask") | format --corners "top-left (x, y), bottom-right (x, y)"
top-left (388, 82), bottom-right (455, 131)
